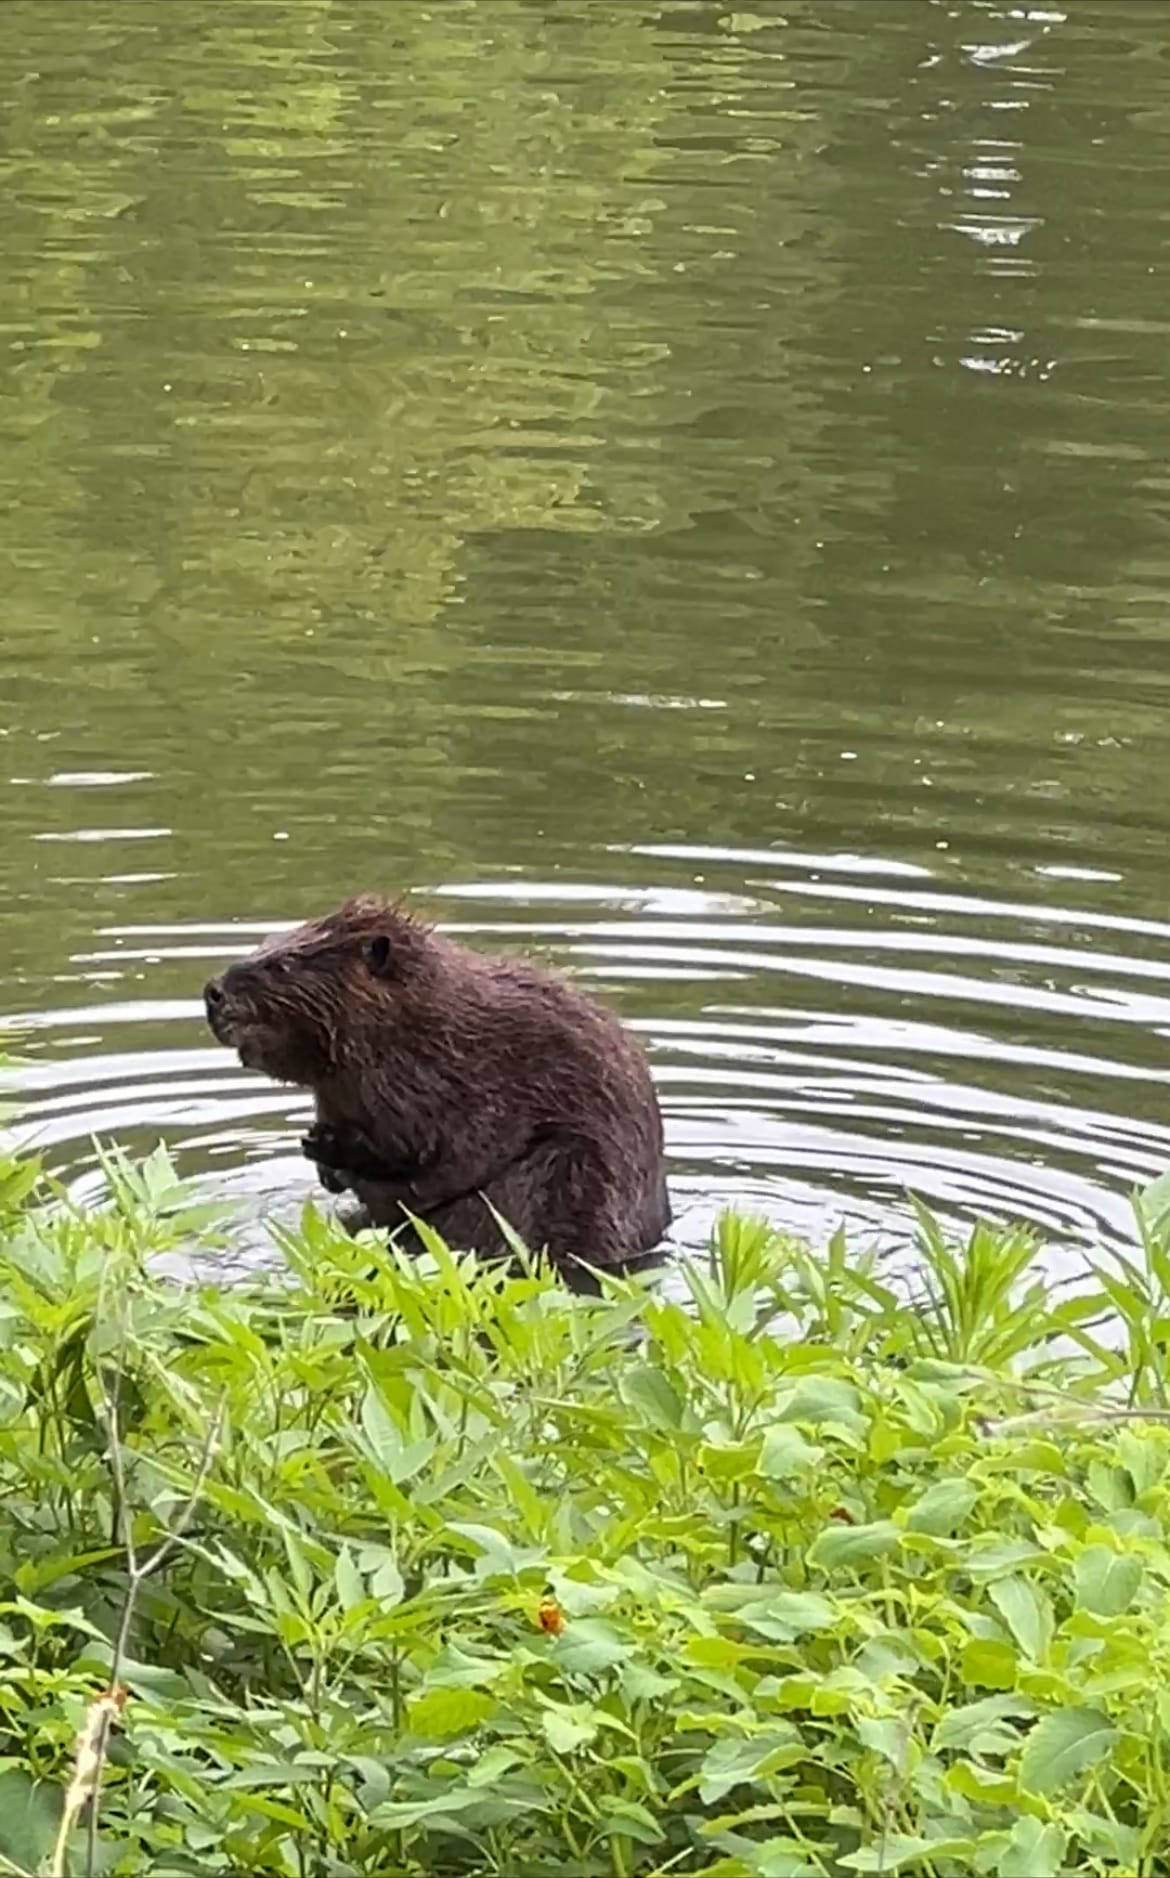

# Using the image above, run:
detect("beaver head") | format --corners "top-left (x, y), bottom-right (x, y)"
top-left (203, 894), bottom-right (433, 1086)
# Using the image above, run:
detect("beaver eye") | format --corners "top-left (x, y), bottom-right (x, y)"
top-left (364, 934), bottom-right (392, 977)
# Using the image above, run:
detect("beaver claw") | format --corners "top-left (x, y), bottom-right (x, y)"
top-left (301, 1121), bottom-right (414, 1186)
top-left (301, 1122), bottom-right (349, 1169)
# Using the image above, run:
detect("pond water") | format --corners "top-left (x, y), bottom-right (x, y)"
top-left (4, 0), bottom-right (1170, 1278)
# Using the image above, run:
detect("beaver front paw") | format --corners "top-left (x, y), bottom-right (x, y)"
top-left (302, 1122), bottom-right (349, 1171)
top-left (302, 1120), bottom-right (415, 1186)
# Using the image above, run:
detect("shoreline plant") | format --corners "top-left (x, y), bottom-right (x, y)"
top-left (0, 1143), bottom-right (1166, 1875)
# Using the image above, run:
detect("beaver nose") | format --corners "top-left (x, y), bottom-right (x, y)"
top-left (204, 976), bottom-right (226, 1014)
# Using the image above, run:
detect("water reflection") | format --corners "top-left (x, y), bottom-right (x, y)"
top-left (3, 0), bottom-right (1170, 1279)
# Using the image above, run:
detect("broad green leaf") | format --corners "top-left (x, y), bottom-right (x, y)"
top-left (370, 1790), bottom-right (479, 1829)
top-left (905, 1477), bottom-right (978, 1536)
top-left (408, 1687), bottom-right (496, 1740)
top-left (596, 1798), bottom-right (664, 1846)
top-left (359, 1385), bottom-right (405, 1472)
top-left (1073, 1544), bottom-right (1142, 1617)
top-left (346, 1756), bottom-right (390, 1809)
top-left (620, 1661), bottom-right (678, 1704)
top-left (1117, 1426), bottom-right (1164, 1496)
top-left (541, 1702), bottom-right (601, 1754)
top-left (841, 1836), bottom-right (975, 1872)
top-left (757, 1423), bottom-right (823, 1478)
top-left (856, 1714), bottom-right (910, 1771)
top-left (964, 1537), bottom-right (1046, 1580)
top-left (997, 1815), bottom-right (1066, 1877)
top-left (807, 1520), bottom-right (900, 1570)
top-left (703, 1584), bottom-right (834, 1633)
top-left (1063, 1807), bottom-right (1140, 1865)
top-left (774, 1376), bottom-right (867, 1435)
top-left (960, 1639), bottom-right (1017, 1690)
top-left (698, 1727), bottom-right (802, 1803)
top-left (423, 1643), bottom-right (505, 1690)
top-left (1018, 1706), bottom-right (1117, 1795)
top-left (617, 1363), bottom-right (684, 1429)
top-left (738, 1591), bottom-right (836, 1640)
top-left (444, 1521), bottom-right (540, 1579)
top-left (934, 1695), bottom-right (1033, 1756)
top-left (946, 1761), bottom-right (1015, 1805)
top-left (552, 1617), bottom-right (629, 1674)
top-left (356, 1543), bottom-right (404, 1606)
top-left (1086, 1459), bottom-right (1133, 1513)
top-left (987, 1575), bottom-right (1052, 1661)
top-left (466, 1745), bottom-right (525, 1789)
top-left (222, 1762), bottom-right (330, 1788)
top-left (0, 1770), bottom-right (60, 1875)
top-left (733, 1840), bottom-right (824, 1878)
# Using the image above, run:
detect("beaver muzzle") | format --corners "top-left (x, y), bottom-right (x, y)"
top-left (203, 973), bottom-right (258, 1060)
top-left (203, 967), bottom-right (303, 1078)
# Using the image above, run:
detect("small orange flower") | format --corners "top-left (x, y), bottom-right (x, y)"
top-left (537, 1595), bottom-right (566, 1636)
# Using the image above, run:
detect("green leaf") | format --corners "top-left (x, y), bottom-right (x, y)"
top-left (1137, 1169), bottom-right (1170, 1234)
top-left (997, 1815), bottom-right (1066, 1877)
top-left (934, 1695), bottom-right (1033, 1756)
top-left (356, 1543), bottom-right (404, 1606)
top-left (807, 1520), bottom-right (900, 1570)
top-left (408, 1687), bottom-right (496, 1739)
top-left (905, 1477), bottom-right (978, 1535)
top-left (774, 1376), bottom-right (867, 1435)
top-left (987, 1575), bottom-right (1052, 1661)
top-left (466, 1745), bottom-right (525, 1789)
top-left (698, 1727), bottom-right (802, 1803)
top-left (1117, 1427), bottom-right (1164, 1496)
top-left (359, 1385), bottom-right (405, 1472)
top-left (222, 1762), bottom-right (329, 1788)
top-left (0, 1770), bottom-right (60, 1875)
top-left (841, 1836), bottom-right (973, 1872)
top-left (1073, 1544), bottom-right (1142, 1617)
top-left (960, 1639), bottom-right (1017, 1690)
top-left (423, 1644), bottom-right (505, 1690)
top-left (729, 1841), bottom-right (824, 1878)
top-left (334, 1547), bottom-right (365, 1612)
top-left (369, 1790), bottom-right (480, 1829)
top-left (757, 1423), bottom-right (823, 1478)
top-left (738, 1591), bottom-right (836, 1640)
top-left (444, 1521), bottom-right (539, 1579)
top-left (856, 1714), bottom-right (910, 1771)
top-left (618, 1363), bottom-right (684, 1429)
top-left (551, 1617), bottom-right (629, 1674)
top-left (1018, 1706), bottom-right (1118, 1795)
top-left (1063, 1808), bottom-right (1140, 1866)
top-left (541, 1702), bottom-right (601, 1754)
top-left (596, 1797), bottom-right (664, 1846)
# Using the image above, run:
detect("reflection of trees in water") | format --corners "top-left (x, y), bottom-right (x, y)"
top-left (7, 0), bottom-right (1167, 940)
top-left (433, 4), bottom-right (855, 869)
top-left (0, 0), bottom-right (693, 929)
top-left (705, 0), bottom-right (1170, 891)
top-left (0, 0), bottom-right (857, 923)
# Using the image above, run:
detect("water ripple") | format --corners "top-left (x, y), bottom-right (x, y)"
top-left (4, 844), bottom-right (1167, 1275)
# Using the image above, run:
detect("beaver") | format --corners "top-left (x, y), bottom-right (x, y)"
top-left (202, 894), bottom-right (671, 1289)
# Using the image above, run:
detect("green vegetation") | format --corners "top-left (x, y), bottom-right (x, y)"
top-left (0, 1148), bottom-right (1169, 1876)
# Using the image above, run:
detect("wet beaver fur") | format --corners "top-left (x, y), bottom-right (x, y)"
top-left (203, 895), bottom-right (671, 1289)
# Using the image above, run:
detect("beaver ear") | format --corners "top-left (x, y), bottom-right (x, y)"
top-left (363, 934), bottom-right (393, 978)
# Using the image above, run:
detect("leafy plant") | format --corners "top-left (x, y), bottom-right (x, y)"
top-left (0, 1146), bottom-right (1167, 1874)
